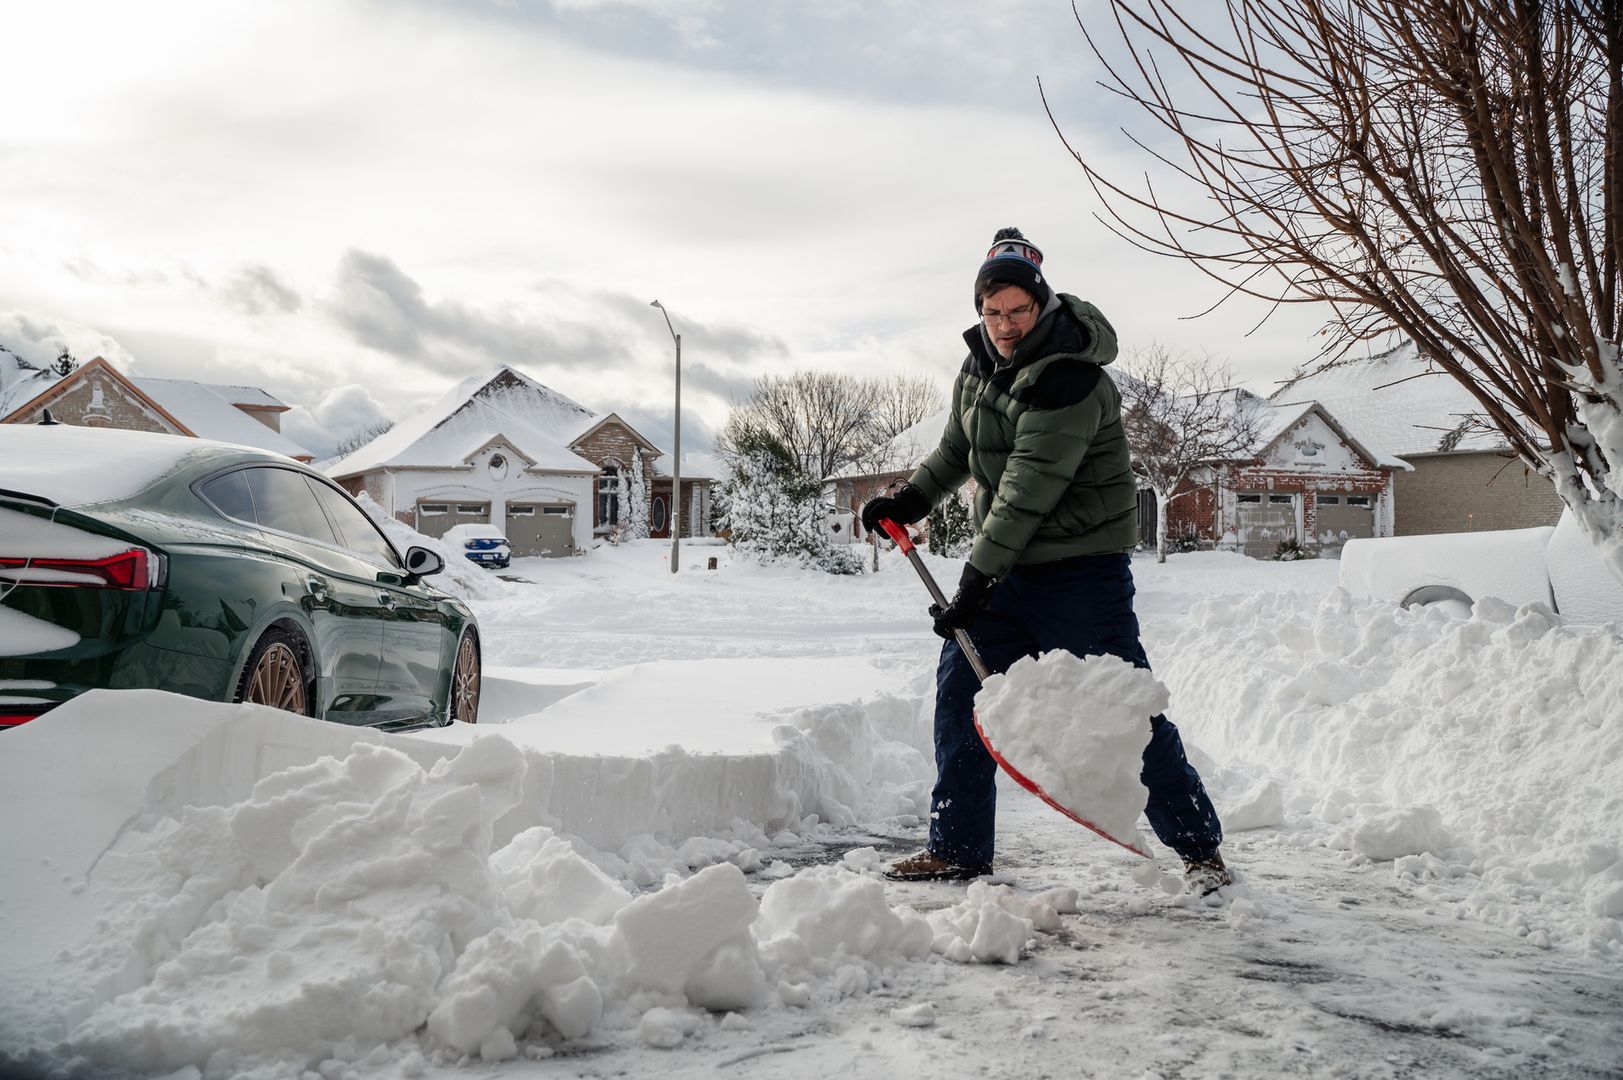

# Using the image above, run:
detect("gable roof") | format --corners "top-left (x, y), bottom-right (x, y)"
top-left (1250, 399), bottom-right (1408, 471)
top-left (1, 355), bottom-right (312, 460)
top-left (0, 345), bottom-right (56, 417)
top-left (324, 365), bottom-right (603, 478)
top-left (1270, 341), bottom-right (1509, 458)
top-left (132, 377), bottom-right (310, 460)
top-left (1, 356), bottom-right (193, 434)
top-left (570, 411), bottom-right (663, 458)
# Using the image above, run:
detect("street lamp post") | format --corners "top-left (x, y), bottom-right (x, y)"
top-left (650, 300), bottom-right (681, 573)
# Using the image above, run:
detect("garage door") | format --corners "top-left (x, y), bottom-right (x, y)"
top-left (415, 500), bottom-right (488, 539)
top-left (506, 502), bottom-right (574, 557)
top-left (1316, 495), bottom-right (1374, 558)
top-left (1237, 493), bottom-right (1296, 559)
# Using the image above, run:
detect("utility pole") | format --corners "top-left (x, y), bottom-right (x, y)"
top-left (650, 300), bottom-right (682, 573)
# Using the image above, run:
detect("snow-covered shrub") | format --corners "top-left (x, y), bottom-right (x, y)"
top-left (1271, 538), bottom-right (1313, 561)
top-left (715, 431), bottom-right (863, 575)
top-left (927, 490), bottom-right (974, 557)
top-left (624, 449), bottom-right (650, 541)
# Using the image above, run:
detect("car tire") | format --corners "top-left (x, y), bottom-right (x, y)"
top-left (447, 626), bottom-right (481, 725)
top-left (234, 625), bottom-right (314, 716)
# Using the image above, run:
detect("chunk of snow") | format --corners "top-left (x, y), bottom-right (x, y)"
top-left (974, 650), bottom-right (1160, 850)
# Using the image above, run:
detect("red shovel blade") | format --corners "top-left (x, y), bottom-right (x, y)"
top-left (974, 714), bottom-right (1151, 858)
top-left (876, 518), bottom-right (1151, 859)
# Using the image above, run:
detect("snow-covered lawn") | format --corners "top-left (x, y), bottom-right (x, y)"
top-left (2, 541), bottom-right (1620, 1079)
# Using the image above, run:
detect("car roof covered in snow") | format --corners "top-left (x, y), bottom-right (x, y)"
top-left (0, 423), bottom-right (294, 507)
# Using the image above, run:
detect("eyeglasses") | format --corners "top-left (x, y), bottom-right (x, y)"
top-left (982, 302), bottom-right (1037, 326)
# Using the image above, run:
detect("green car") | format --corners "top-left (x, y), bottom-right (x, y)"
top-left (0, 423), bottom-right (481, 731)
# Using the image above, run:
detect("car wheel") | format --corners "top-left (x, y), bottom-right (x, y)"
top-left (235, 626), bottom-right (313, 715)
top-left (448, 627), bottom-right (481, 724)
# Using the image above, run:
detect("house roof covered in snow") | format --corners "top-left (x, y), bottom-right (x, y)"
top-left (0, 345), bottom-right (55, 417)
top-left (132, 377), bottom-right (309, 459)
top-left (824, 406), bottom-right (951, 482)
top-left (324, 365), bottom-right (605, 478)
top-left (1270, 342), bottom-right (1510, 459)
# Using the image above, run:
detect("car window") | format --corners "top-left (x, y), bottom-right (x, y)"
top-left (244, 467), bottom-right (339, 545)
top-left (307, 479), bottom-right (401, 568)
top-left (199, 469), bottom-right (255, 522)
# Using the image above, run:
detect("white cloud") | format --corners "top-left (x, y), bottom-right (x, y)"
top-left (0, 0), bottom-right (1329, 437)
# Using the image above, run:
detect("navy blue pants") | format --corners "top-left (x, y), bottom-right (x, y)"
top-left (928, 553), bottom-right (1223, 867)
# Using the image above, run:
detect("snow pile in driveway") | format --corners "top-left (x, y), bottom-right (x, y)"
top-left (8, 737), bottom-right (1056, 1076)
top-left (1159, 586), bottom-right (1623, 954)
top-left (974, 650), bottom-right (1159, 854)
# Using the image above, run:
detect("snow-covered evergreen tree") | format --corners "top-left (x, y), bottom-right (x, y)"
top-left (624, 449), bottom-right (650, 541)
top-left (927, 489), bottom-right (975, 557)
top-left (716, 429), bottom-right (862, 575)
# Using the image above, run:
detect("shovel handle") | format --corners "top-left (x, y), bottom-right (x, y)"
top-left (879, 518), bottom-right (992, 683)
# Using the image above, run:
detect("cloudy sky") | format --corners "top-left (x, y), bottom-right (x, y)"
top-left (1, 0), bottom-right (1329, 459)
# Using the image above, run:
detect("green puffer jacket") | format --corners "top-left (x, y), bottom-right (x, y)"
top-left (908, 293), bottom-right (1139, 579)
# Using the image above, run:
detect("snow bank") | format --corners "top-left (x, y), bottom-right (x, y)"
top-left (3, 729), bottom-right (1070, 1075)
top-left (1160, 586), bottom-right (1623, 953)
top-left (974, 650), bottom-right (1159, 854)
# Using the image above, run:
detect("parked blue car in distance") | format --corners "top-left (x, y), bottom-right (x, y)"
top-left (441, 523), bottom-right (512, 570)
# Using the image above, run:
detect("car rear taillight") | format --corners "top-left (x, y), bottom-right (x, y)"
top-left (0, 548), bottom-right (160, 590)
top-left (0, 706), bottom-right (52, 728)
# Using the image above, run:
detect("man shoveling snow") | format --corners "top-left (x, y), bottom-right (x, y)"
top-left (861, 226), bottom-right (1230, 894)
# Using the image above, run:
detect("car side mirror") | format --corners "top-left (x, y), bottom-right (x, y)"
top-left (403, 546), bottom-right (444, 579)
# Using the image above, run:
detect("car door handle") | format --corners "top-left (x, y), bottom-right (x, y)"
top-left (306, 577), bottom-right (329, 603)
top-left (378, 592), bottom-right (398, 610)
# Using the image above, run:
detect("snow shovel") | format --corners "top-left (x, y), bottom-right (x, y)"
top-left (879, 518), bottom-right (1150, 858)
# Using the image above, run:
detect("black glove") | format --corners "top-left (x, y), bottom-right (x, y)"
top-left (860, 483), bottom-right (931, 536)
top-left (929, 562), bottom-right (995, 640)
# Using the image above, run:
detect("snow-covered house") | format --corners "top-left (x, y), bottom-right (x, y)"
top-left (1185, 394), bottom-right (1408, 558)
top-left (0, 354), bottom-right (312, 461)
top-left (1270, 343), bottom-right (1565, 536)
top-left (324, 365), bottom-right (712, 558)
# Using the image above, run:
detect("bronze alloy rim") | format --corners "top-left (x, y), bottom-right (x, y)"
top-left (453, 634), bottom-right (480, 723)
top-left (246, 642), bottom-right (307, 714)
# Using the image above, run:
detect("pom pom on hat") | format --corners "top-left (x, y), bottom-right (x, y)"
top-left (974, 226), bottom-right (1050, 312)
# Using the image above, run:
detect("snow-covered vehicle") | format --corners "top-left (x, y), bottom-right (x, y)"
top-left (442, 522), bottom-right (512, 569)
top-left (0, 424), bottom-right (482, 729)
top-left (1339, 508), bottom-right (1623, 625)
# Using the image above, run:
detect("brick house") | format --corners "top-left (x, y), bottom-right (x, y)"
top-left (1200, 399), bottom-right (1406, 558)
top-left (0, 354), bottom-right (312, 461)
top-left (1271, 342), bottom-right (1564, 535)
top-left (325, 365), bottom-right (711, 558)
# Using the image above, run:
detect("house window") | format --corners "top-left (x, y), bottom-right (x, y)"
top-left (651, 495), bottom-right (668, 533)
top-left (508, 504), bottom-right (535, 517)
top-left (1237, 493), bottom-right (1262, 503)
top-left (542, 506), bottom-right (571, 516)
top-left (457, 503), bottom-right (485, 514)
top-left (598, 466), bottom-right (621, 526)
top-left (1347, 495), bottom-right (1371, 507)
top-left (1269, 494), bottom-right (1293, 505)
top-left (1318, 495), bottom-right (1340, 505)
top-left (420, 503), bottom-right (450, 516)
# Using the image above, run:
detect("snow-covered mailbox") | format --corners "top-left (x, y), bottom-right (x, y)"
top-left (1339, 509), bottom-right (1623, 625)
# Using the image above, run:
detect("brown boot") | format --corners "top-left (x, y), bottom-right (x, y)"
top-left (1183, 851), bottom-right (1233, 896)
top-left (883, 850), bottom-right (993, 882)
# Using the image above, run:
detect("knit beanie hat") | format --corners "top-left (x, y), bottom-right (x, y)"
top-left (974, 226), bottom-right (1051, 313)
